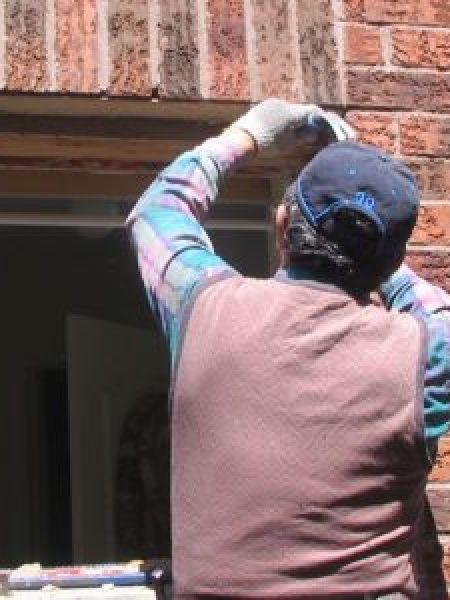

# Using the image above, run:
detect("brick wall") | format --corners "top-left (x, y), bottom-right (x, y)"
top-left (340, 4), bottom-right (450, 591)
top-left (0, 0), bottom-right (449, 593)
top-left (1, 0), bottom-right (343, 101)
top-left (341, 0), bottom-right (450, 292)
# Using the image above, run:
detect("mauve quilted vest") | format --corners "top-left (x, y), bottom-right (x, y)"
top-left (171, 275), bottom-right (430, 599)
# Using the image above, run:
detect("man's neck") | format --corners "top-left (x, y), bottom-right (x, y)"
top-left (280, 262), bottom-right (370, 303)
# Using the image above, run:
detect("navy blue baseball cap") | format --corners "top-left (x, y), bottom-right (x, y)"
top-left (295, 141), bottom-right (420, 276)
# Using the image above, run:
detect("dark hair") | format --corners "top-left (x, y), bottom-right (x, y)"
top-left (282, 183), bottom-right (403, 293)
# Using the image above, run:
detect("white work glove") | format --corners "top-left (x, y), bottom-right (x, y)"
top-left (320, 111), bottom-right (356, 143)
top-left (230, 98), bottom-right (354, 155)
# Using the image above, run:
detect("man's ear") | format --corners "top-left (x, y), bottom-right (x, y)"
top-left (274, 204), bottom-right (290, 266)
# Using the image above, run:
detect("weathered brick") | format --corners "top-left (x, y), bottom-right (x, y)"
top-left (343, 0), bottom-right (450, 26)
top-left (344, 24), bottom-right (382, 66)
top-left (347, 69), bottom-right (450, 111)
top-left (345, 111), bottom-right (396, 153)
top-left (412, 205), bottom-right (450, 246)
top-left (55, 0), bottom-right (97, 93)
top-left (251, 0), bottom-right (301, 100)
top-left (108, 0), bottom-right (150, 96)
top-left (392, 28), bottom-right (450, 69)
top-left (342, 0), bottom-right (364, 20)
top-left (297, 0), bottom-right (342, 104)
top-left (427, 488), bottom-right (450, 533)
top-left (5, 0), bottom-right (47, 91)
top-left (406, 158), bottom-right (450, 202)
top-left (400, 115), bottom-right (450, 158)
top-left (430, 438), bottom-right (450, 483)
top-left (406, 250), bottom-right (450, 293)
top-left (159, 0), bottom-right (200, 98)
top-left (207, 0), bottom-right (249, 99)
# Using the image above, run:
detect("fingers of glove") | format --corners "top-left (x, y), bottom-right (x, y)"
top-left (323, 112), bottom-right (356, 141)
top-left (291, 103), bottom-right (326, 118)
top-left (231, 100), bottom-right (355, 152)
top-left (259, 97), bottom-right (305, 115)
top-left (240, 98), bottom-right (298, 124)
top-left (246, 99), bottom-right (322, 129)
top-left (286, 104), bottom-right (326, 127)
top-left (286, 105), bottom-right (330, 141)
top-left (293, 110), bottom-right (356, 142)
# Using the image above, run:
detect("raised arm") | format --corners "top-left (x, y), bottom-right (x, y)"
top-left (127, 99), bottom-right (352, 369)
top-left (126, 130), bottom-right (255, 367)
top-left (379, 265), bottom-right (450, 458)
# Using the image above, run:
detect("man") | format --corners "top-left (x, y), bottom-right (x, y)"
top-left (127, 100), bottom-right (450, 598)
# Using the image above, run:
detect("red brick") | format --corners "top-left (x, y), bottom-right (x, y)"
top-left (251, 0), bottom-right (301, 100)
top-left (427, 488), bottom-right (450, 533)
top-left (430, 438), bottom-right (450, 483)
top-left (342, 0), bottom-right (364, 20)
top-left (159, 0), bottom-right (201, 98)
top-left (207, 0), bottom-right (249, 99)
top-left (55, 0), bottom-right (97, 93)
top-left (347, 69), bottom-right (450, 111)
top-left (343, 0), bottom-right (450, 26)
top-left (344, 24), bottom-right (382, 66)
top-left (345, 111), bottom-right (396, 153)
top-left (108, 0), bottom-right (150, 96)
top-left (406, 250), bottom-right (450, 293)
top-left (392, 28), bottom-right (450, 70)
top-left (5, 0), bottom-right (47, 91)
top-left (400, 115), bottom-right (450, 158)
top-left (406, 158), bottom-right (450, 202)
top-left (297, 0), bottom-right (342, 104)
top-left (412, 205), bottom-right (450, 246)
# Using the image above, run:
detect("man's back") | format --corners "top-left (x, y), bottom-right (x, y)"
top-left (127, 101), bottom-right (450, 597)
top-left (172, 275), bottom-right (429, 598)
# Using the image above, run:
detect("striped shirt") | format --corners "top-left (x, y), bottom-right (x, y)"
top-left (128, 134), bottom-right (450, 458)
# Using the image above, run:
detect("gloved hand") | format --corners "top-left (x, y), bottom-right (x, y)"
top-left (229, 98), bottom-right (354, 155)
top-left (318, 110), bottom-right (356, 144)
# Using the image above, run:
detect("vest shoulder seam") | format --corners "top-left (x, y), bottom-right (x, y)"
top-left (168, 270), bottom-right (240, 413)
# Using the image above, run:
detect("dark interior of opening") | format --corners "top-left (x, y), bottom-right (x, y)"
top-left (0, 220), bottom-right (270, 567)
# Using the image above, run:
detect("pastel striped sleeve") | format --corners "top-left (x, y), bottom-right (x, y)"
top-left (127, 135), bottom-right (251, 368)
top-left (379, 265), bottom-right (450, 459)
